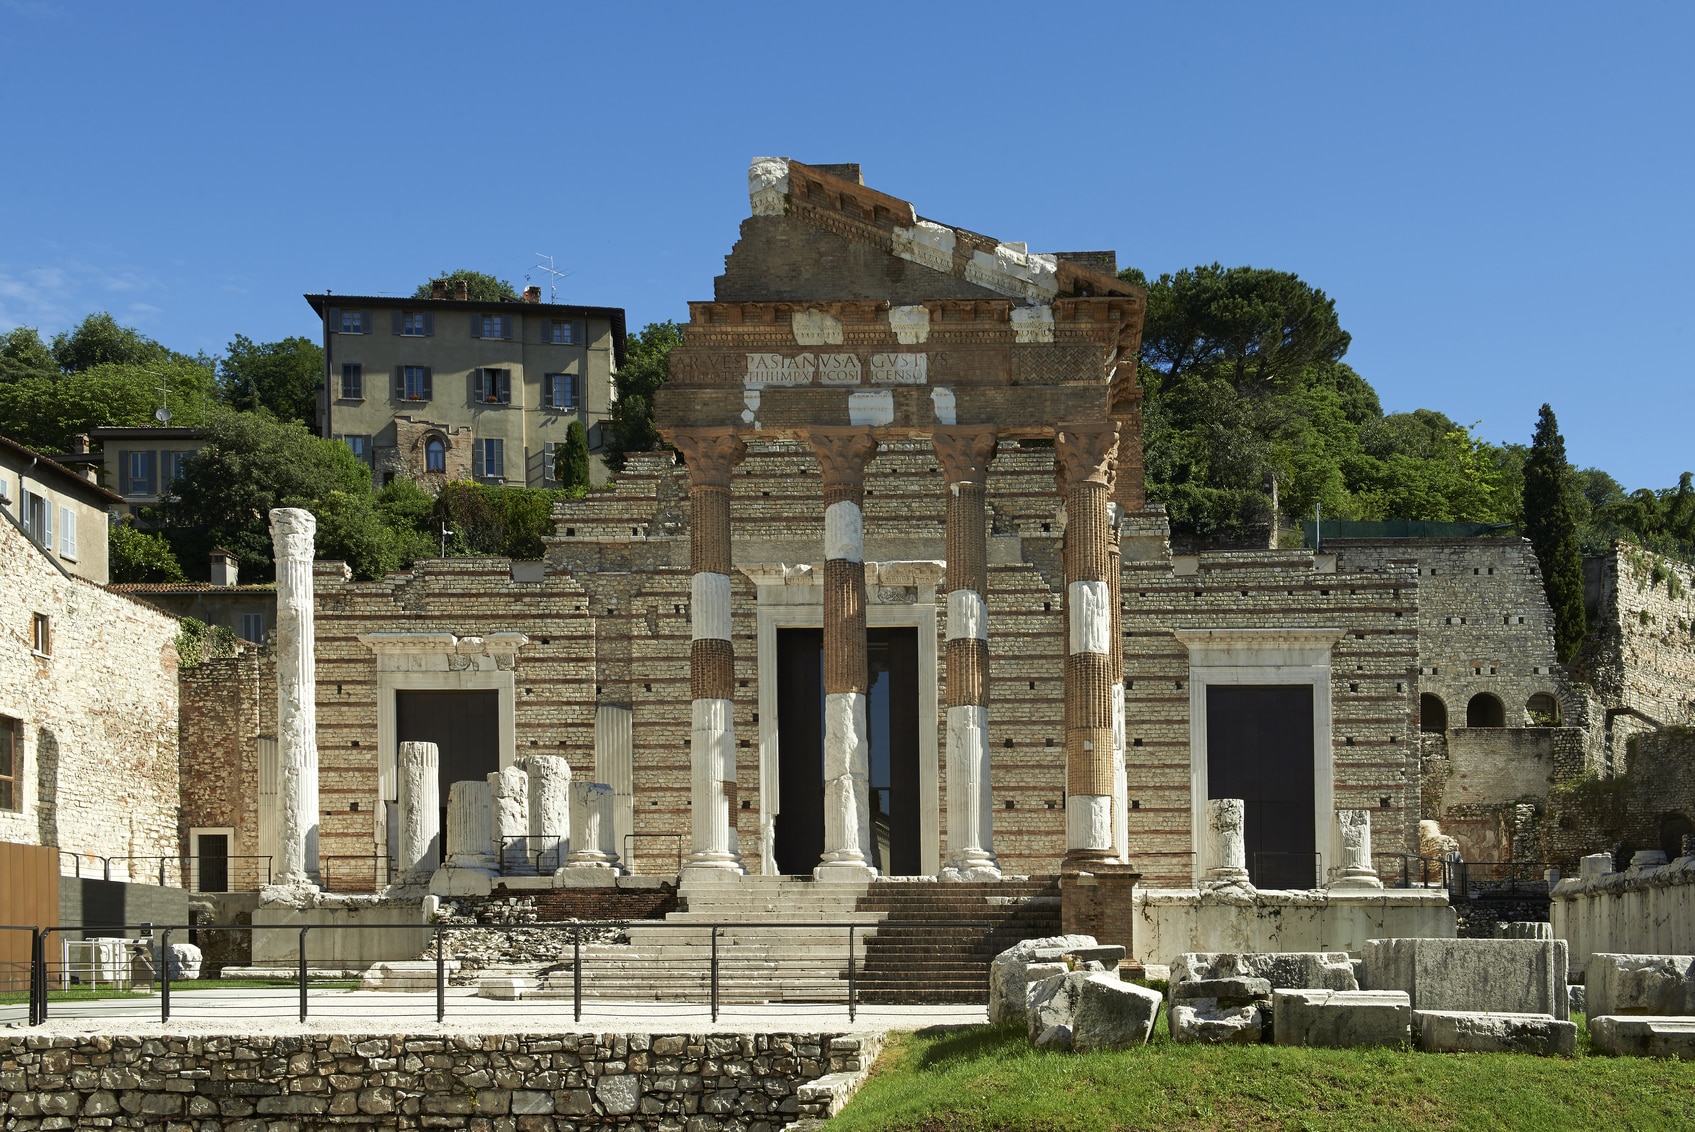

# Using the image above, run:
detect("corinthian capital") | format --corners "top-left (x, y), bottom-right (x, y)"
top-left (932, 425), bottom-right (998, 487)
top-left (269, 507), bottom-right (317, 561)
top-left (671, 427), bottom-right (748, 489)
top-left (1054, 421), bottom-right (1120, 494)
top-left (804, 427), bottom-right (879, 490)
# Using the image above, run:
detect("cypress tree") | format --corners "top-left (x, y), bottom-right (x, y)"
top-left (1523, 404), bottom-right (1587, 663)
top-left (557, 419), bottom-right (591, 489)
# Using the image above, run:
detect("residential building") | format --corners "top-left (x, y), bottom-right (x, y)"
top-left (89, 426), bottom-right (208, 515)
top-left (113, 549), bottom-right (278, 645)
top-left (305, 283), bottom-right (626, 488)
top-left (0, 433), bottom-right (121, 585)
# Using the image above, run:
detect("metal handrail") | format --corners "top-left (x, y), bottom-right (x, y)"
top-left (52, 853), bottom-right (274, 892)
top-left (622, 833), bottom-right (684, 875)
top-left (495, 835), bottom-right (566, 876)
top-left (318, 854), bottom-right (394, 892)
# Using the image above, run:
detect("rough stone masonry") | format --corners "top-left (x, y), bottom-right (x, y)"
top-left (0, 1030), bottom-right (877, 1131)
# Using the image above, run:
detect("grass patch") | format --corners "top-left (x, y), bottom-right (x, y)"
top-left (830, 1016), bottom-right (1695, 1132)
top-left (0, 978), bottom-right (360, 1005)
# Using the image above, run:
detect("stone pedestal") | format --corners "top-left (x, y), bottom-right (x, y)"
top-left (490, 764), bottom-right (533, 875)
top-left (394, 741), bottom-right (440, 887)
top-left (935, 426), bottom-right (1000, 881)
top-left (523, 754), bottom-right (572, 873)
top-left (1204, 798), bottom-right (1253, 887)
top-left (269, 507), bottom-right (320, 887)
top-left (559, 782), bottom-right (622, 878)
top-left (444, 780), bottom-right (497, 873)
top-left (1331, 809), bottom-right (1383, 889)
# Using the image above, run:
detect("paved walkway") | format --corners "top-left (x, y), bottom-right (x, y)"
top-left (2, 986), bottom-right (987, 1035)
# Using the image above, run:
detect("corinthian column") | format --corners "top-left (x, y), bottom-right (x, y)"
top-left (807, 426), bottom-right (880, 879)
top-left (672, 427), bottom-right (748, 875)
top-left (270, 507), bottom-right (321, 887)
top-left (934, 425), bottom-right (1000, 881)
top-left (1055, 422), bottom-right (1120, 868)
top-left (1109, 507), bottom-right (1128, 863)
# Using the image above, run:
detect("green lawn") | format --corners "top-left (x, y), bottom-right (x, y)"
top-left (829, 1017), bottom-right (1695, 1132)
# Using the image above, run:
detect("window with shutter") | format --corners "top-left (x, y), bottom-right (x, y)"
top-left (473, 370), bottom-right (486, 402)
top-left (402, 366), bottom-right (430, 401)
top-left (472, 441), bottom-right (484, 479)
top-left (326, 307), bottom-right (341, 332)
top-left (498, 370), bottom-right (511, 404)
top-left (115, 450), bottom-right (130, 494)
top-left (423, 368), bottom-right (433, 400)
top-left (543, 441), bottom-right (558, 482)
top-left (341, 364), bottom-right (363, 399)
top-left (392, 310), bottom-right (404, 335)
top-left (144, 450), bottom-right (158, 496)
top-left (402, 312), bottom-right (427, 336)
top-left (487, 438), bottom-right (504, 478)
top-left (423, 312), bottom-right (435, 336)
top-left (59, 506), bottom-right (77, 560)
top-left (41, 496), bottom-right (52, 548)
top-left (470, 313), bottom-right (483, 338)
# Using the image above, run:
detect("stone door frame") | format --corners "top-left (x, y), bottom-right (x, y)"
top-left (745, 562), bottom-right (943, 877)
top-left (1174, 628), bottom-right (1343, 887)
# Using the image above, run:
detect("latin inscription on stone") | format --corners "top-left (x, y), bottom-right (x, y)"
top-left (745, 353), bottom-right (815, 386)
top-left (816, 353), bottom-right (862, 385)
top-left (870, 352), bottom-right (927, 384)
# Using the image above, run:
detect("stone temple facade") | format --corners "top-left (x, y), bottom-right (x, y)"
top-left (176, 159), bottom-right (1449, 893)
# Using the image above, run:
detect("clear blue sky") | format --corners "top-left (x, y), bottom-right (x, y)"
top-left (2, 3), bottom-right (1689, 490)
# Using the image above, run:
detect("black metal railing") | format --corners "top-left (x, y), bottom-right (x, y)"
top-left (319, 855), bottom-right (394, 892)
top-left (622, 833), bottom-right (684, 875)
top-left (1372, 853), bottom-right (1444, 888)
top-left (5, 916), bottom-right (995, 1028)
top-left (495, 836), bottom-right (567, 876)
top-left (55, 854), bottom-right (274, 892)
top-left (1444, 859), bottom-right (1557, 896)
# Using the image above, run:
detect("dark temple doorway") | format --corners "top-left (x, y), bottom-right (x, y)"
top-left (1206, 684), bottom-right (1316, 888)
top-left (397, 689), bottom-right (500, 863)
top-left (774, 627), bottom-right (922, 876)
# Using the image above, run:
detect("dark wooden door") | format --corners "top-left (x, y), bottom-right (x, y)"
top-left (775, 629), bottom-right (825, 875)
top-left (196, 833), bottom-right (229, 893)
top-left (1206, 684), bottom-right (1316, 888)
top-left (396, 689), bottom-right (500, 828)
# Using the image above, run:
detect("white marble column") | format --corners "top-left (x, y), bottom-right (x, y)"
top-left (935, 426), bottom-right (1000, 881)
top-left (670, 428), bottom-right (746, 875)
top-left (489, 764), bottom-right (532, 875)
top-left (395, 741), bottom-right (440, 886)
top-left (562, 782), bottom-right (621, 871)
top-left (1331, 809), bottom-right (1383, 889)
top-left (1205, 798), bottom-right (1252, 887)
top-left (270, 507), bottom-right (320, 887)
top-left (808, 427), bottom-right (880, 880)
top-left (524, 754), bottom-right (572, 873)
top-left (444, 780), bottom-right (497, 873)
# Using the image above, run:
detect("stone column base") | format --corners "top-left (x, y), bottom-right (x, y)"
top-left (554, 865), bottom-right (625, 887)
top-left (1329, 873), bottom-right (1385, 891)
top-left (427, 867), bottom-right (494, 898)
top-left (815, 861), bottom-right (879, 882)
top-left (940, 864), bottom-right (1003, 883)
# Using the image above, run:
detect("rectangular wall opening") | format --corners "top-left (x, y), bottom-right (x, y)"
top-left (397, 689), bottom-right (500, 858)
top-left (1205, 684), bottom-right (1316, 888)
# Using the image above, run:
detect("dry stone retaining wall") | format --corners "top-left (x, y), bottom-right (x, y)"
top-left (0, 1030), bottom-right (876, 1131)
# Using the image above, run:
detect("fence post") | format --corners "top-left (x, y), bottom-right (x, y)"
top-left (710, 925), bottom-right (720, 1023)
top-left (435, 925), bottom-right (446, 1024)
top-left (28, 928), bottom-right (41, 1027)
top-left (848, 925), bottom-right (857, 1024)
top-left (572, 926), bottom-right (582, 1024)
top-left (160, 928), bottom-right (172, 1023)
top-left (298, 927), bottom-right (310, 1022)
top-left (35, 930), bottom-right (51, 1024)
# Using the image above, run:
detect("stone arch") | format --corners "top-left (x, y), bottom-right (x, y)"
top-left (1466, 692), bottom-right (1505, 728)
top-left (1419, 693), bottom-right (1448, 733)
top-left (1526, 692), bottom-right (1561, 726)
top-left (1661, 813), bottom-right (1694, 863)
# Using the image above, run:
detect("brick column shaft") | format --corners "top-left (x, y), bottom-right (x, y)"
top-left (1056, 422), bottom-right (1120, 866)
top-left (935, 426), bottom-right (1000, 880)
top-left (672, 428), bottom-right (748, 874)
top-left (808, 427), bottom-right (880, 879)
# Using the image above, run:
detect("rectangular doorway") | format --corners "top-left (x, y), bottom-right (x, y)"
top-left (194, 832), bottom-right (229, 893)
top-left (1205, 684), bottom-right (1316, 888)
top-left (773, 627), bottom-right (922, 876)
top-left (397, 689), bottom-right (500, 859)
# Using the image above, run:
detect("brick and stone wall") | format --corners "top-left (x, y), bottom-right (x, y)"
top-left (1576, 545), bottom-right (1695, 764)
top-left (179, 646), bottom-right (276, 861)
top-left (1542, 726), bottom-right (1695, 866)
top-left (0, 513), bottom-right (180, 865)
top-left (0, 1030), bottom-right (877, 1130)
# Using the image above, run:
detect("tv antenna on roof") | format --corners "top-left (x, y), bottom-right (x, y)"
top-left (142, 367), bottom-right (172, 424)
top-left (534, 253), bottom-right (572, 303)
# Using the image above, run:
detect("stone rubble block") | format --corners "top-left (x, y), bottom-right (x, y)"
top-left (1170, 999), bottom-right (1265, 1044)
top-left (1173, 952), bottom-right (1358, 992)
top-left (1026, 970), bottom-right (1161, 1052)
top-left (1413, 1010), bottom-right (1576, 1056)
top-left (1272, 989), bottom-right (1412, 1048)
top-left (1170, 976), bottom-right (1271, 1001)
top-left (1588, 1016), bottom-right (1695, 1059)
top-left (987, 934), bottom-right (1101, 1024)
top-left (1585, 953), bottom-right (1695, 1018)
top-left (1362, 937), bottom-right (1568, 1020)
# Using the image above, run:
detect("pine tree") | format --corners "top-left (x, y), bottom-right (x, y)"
top-left (1523, 404), bottom-right (1587, 662)
top-left (556, 419), bottom-right (591, 489)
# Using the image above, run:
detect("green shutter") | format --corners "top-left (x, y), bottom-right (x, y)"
top-left (326, 307), bottom-right (340, 333)
top-left (470, 313), bottom-right (482, 338)
top-left (392, 310), bottom-right (404, 335)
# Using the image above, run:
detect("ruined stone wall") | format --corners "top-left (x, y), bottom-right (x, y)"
top-left (1119, 542), bottom-right (1422, 885)
top-left (0, 513), bottom-right (181, 864)
top-left (0, 1030), bottom-right (876, 1130)
top-left (178, 645), bottom-right (275, 860)
top-left (1576, 545), bottom-right (1695, 753)
top-left (1542, 725), bottom-right (1695, 866)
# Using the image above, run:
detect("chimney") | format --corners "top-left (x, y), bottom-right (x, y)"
top-left (71, 434), bottom-right (90, 454)
top-left (430, 279), bottom-right (448, 300)
top-left (523, 285), bottom-right (542, 304)
top-left (453, 279), bottom-right (469, 301)
top-left (210, 549), bottom-right (239, 588)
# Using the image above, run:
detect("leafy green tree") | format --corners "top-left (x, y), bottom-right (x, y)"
top-left (374, 477), bottom-right (439, 563)
top-left (603, 321), bottom-right (683, 473)
top-left (1523, 404), bottom-right (1588, 662)
top-left (557, 419), bottom-right (591, 488)
top-left (109, 521), bottom-right (187, 583)
top-left (175, 616), bottom-right (238, 668)
top-left (155, 408), bottom-right (382, 581)
top-left (0, 327), bottom-right (57, 383)
top-left (413, 270), bottom-right (516, 302)
top-left (219, 334), bottom-right (324, 429)
top-left (0, 358), bottom-right (218, 453)
top-left (50, 312), bottom-right (174, 372)
top-left (429, 481), bottom-right (569, 560)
